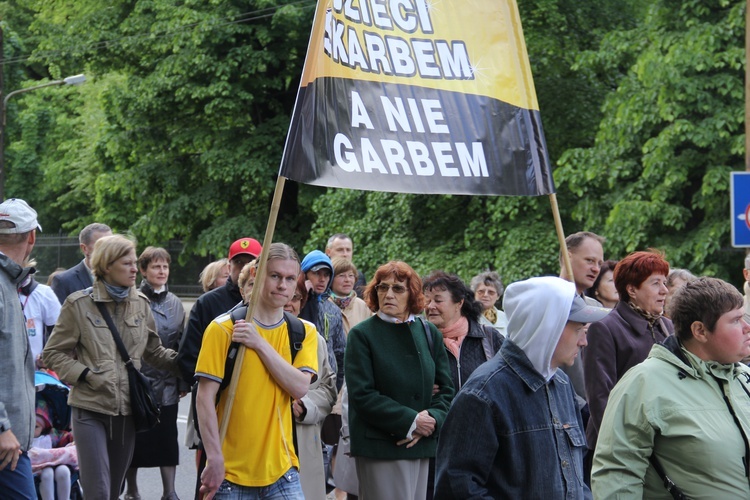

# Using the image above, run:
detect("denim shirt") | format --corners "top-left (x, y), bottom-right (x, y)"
top-left (435, 339), bottom-right (591, 499)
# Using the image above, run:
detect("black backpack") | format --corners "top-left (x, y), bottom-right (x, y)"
top-left (192, 305), bottom-right (307, 439)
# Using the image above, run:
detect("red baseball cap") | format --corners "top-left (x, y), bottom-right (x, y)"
top-left (228, 238), bottom-right (262, 261)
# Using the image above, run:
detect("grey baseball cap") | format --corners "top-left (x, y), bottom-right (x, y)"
top-left (569, 295), bottom-right (610, 323)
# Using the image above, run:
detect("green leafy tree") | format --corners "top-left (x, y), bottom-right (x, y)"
top-left (308, 0), bottom-right (642, 283)
top-left (18, 0), bottom-right (318, 258)
top-left (557, 0), bottom-right (745, 284)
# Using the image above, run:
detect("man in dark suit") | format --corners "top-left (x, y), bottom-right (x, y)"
top-left (50, 223), bottom-right (112, 304)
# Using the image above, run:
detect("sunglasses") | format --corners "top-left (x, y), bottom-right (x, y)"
top-left (375, 283), bottom-right (407, 294)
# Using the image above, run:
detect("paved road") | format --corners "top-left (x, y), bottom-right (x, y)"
top-left (125, 395), bottom-right (197, 500)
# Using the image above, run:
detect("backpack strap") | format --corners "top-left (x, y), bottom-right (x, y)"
top-left (480, 325), bottom-right (499, 361)
top-left (417, 316), bottom-right (434, 357)
top-left (281, 310), bottom-right (306, 458)
top-left (219, 304), bottom-right (249, 394)
top-left (219, 307), bottom-right (306, 394)
top-left (192, 306), bottom-right (308, 441)
top-left (282, 310), bottom-right (306, 359)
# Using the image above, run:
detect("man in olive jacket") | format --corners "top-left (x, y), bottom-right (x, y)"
top-left (0, 198), bottom-right (40, 498)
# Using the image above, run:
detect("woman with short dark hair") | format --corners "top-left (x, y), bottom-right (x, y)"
top-left (345, 261), bottom-right (454, 500)
top-left (423, 271), bottom-right (503, 391)
top-left (124, 246), bottom-right (187, 500)
top-left (585, 259), bottom-right (619, 308)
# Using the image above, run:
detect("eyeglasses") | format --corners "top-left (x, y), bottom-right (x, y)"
top-left (375, 283), bottom-right (407, 294)
top-left (291, 293), bottom-right (302, 302)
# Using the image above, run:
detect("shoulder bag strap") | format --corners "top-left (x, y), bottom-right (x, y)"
top-left (648, 452), bottom-right (690, 500)
top-left (94, 300), bottom-right (132, 365)
top-left (480, 325), bottom-right (498, 361)
top-left (417, 316), bottom-right (434, 357)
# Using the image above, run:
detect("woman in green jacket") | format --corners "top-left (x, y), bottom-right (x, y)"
top-left (345, 261), bottom-right (454, 500)
top-left (593, 277), bottom-right (750, 499)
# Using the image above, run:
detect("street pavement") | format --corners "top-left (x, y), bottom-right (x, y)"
top-left (125, 386), bottom-right (197, 499)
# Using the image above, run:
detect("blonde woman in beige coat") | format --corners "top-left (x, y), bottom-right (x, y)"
top-left (43, 235), bottom-right (178, 500)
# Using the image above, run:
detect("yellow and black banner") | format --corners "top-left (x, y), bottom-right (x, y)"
top-left (279, 0), bottom-right (554, 196)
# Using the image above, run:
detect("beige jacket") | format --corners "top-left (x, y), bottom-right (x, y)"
top-left (43, 280), bottom-right (177, 416)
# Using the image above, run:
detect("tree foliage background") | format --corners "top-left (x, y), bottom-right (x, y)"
top-left (1, 0), bottom-right (746, 288)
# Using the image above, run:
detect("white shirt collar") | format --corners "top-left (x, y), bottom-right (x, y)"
top-left (376, 311), bottom-right (416, 324)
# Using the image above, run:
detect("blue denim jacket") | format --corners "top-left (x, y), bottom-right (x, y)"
top-left (435, 339), bottom-right (591, 499)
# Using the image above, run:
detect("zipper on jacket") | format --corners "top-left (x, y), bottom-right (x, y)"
top-left (449, 343), bottom-right (463, 390)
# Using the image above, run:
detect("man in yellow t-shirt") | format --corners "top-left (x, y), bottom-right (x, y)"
top-left (195, 243), bottom-right (318, 500)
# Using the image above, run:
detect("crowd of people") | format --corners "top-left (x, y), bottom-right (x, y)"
top-left (2, 198), bottom-right (750, 500)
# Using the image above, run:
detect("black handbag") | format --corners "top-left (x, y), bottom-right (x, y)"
top-left (95, 301), bottom-right (161, 433)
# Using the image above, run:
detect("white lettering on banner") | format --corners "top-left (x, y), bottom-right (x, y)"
top-left (380, 96), bottom-right (444, 133)
top-left (335, 91), bottom-right (488, 179)
top-left (351, 91), bottom-right (374, 129)
top-left (333, 133), bottom-right (488, 178)
top-left (323, 2), bottom-right (473, 80)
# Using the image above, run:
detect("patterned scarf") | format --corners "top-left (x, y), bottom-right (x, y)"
top-left (483, 307), bottom-right (497, 325)
top-left (626, 300), bottom-right (664, 340)
top-left (442, 315), bottom-right (469, 359)
top-left (330, 290), bottom-right (355, 311)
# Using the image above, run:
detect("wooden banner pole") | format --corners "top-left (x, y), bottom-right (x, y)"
top-left (549, 193), bottom-right (573, 282)
top-left (217, 175), bottom-right (287, 444)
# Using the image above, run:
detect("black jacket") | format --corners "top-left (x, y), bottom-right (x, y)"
top-left (444, 319), bottom-right (504, 391)
top-left (176, 277), bottom-right (242, 384)
top-left (50, 260), bottom-right (92, 304)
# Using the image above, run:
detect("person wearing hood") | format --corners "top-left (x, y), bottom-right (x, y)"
top-left (593, 277), bottom-right (750, 498)
top-left (434, 276), bottom-right (609, 499)
top-left (300, 250), bottom-right (346, 391)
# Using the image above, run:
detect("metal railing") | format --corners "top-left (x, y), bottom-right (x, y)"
top-left (32, 233), bottom-right (207, 298)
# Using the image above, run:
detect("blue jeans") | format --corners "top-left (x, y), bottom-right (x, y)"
top-left (0, 452), bottom-right (36, 500)
top-left (214, 468), bottom-right (304, 500)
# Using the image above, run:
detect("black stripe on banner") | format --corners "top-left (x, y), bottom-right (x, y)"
top-left (280, 78), bottom-right (555, 197)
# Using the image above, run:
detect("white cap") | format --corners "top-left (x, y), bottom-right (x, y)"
top-left (0, 198), bottom-right (41, 234)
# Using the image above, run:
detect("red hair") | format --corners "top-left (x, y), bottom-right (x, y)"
top-left (295, 273), bottom-right (309, 311)
top-left (364, 261), bottom-right (425, 314)
top-left (613, 249), bottom-right (670, 301)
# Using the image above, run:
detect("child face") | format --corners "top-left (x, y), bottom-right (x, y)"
top-left (35, 420), bottom-right (43, 437)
